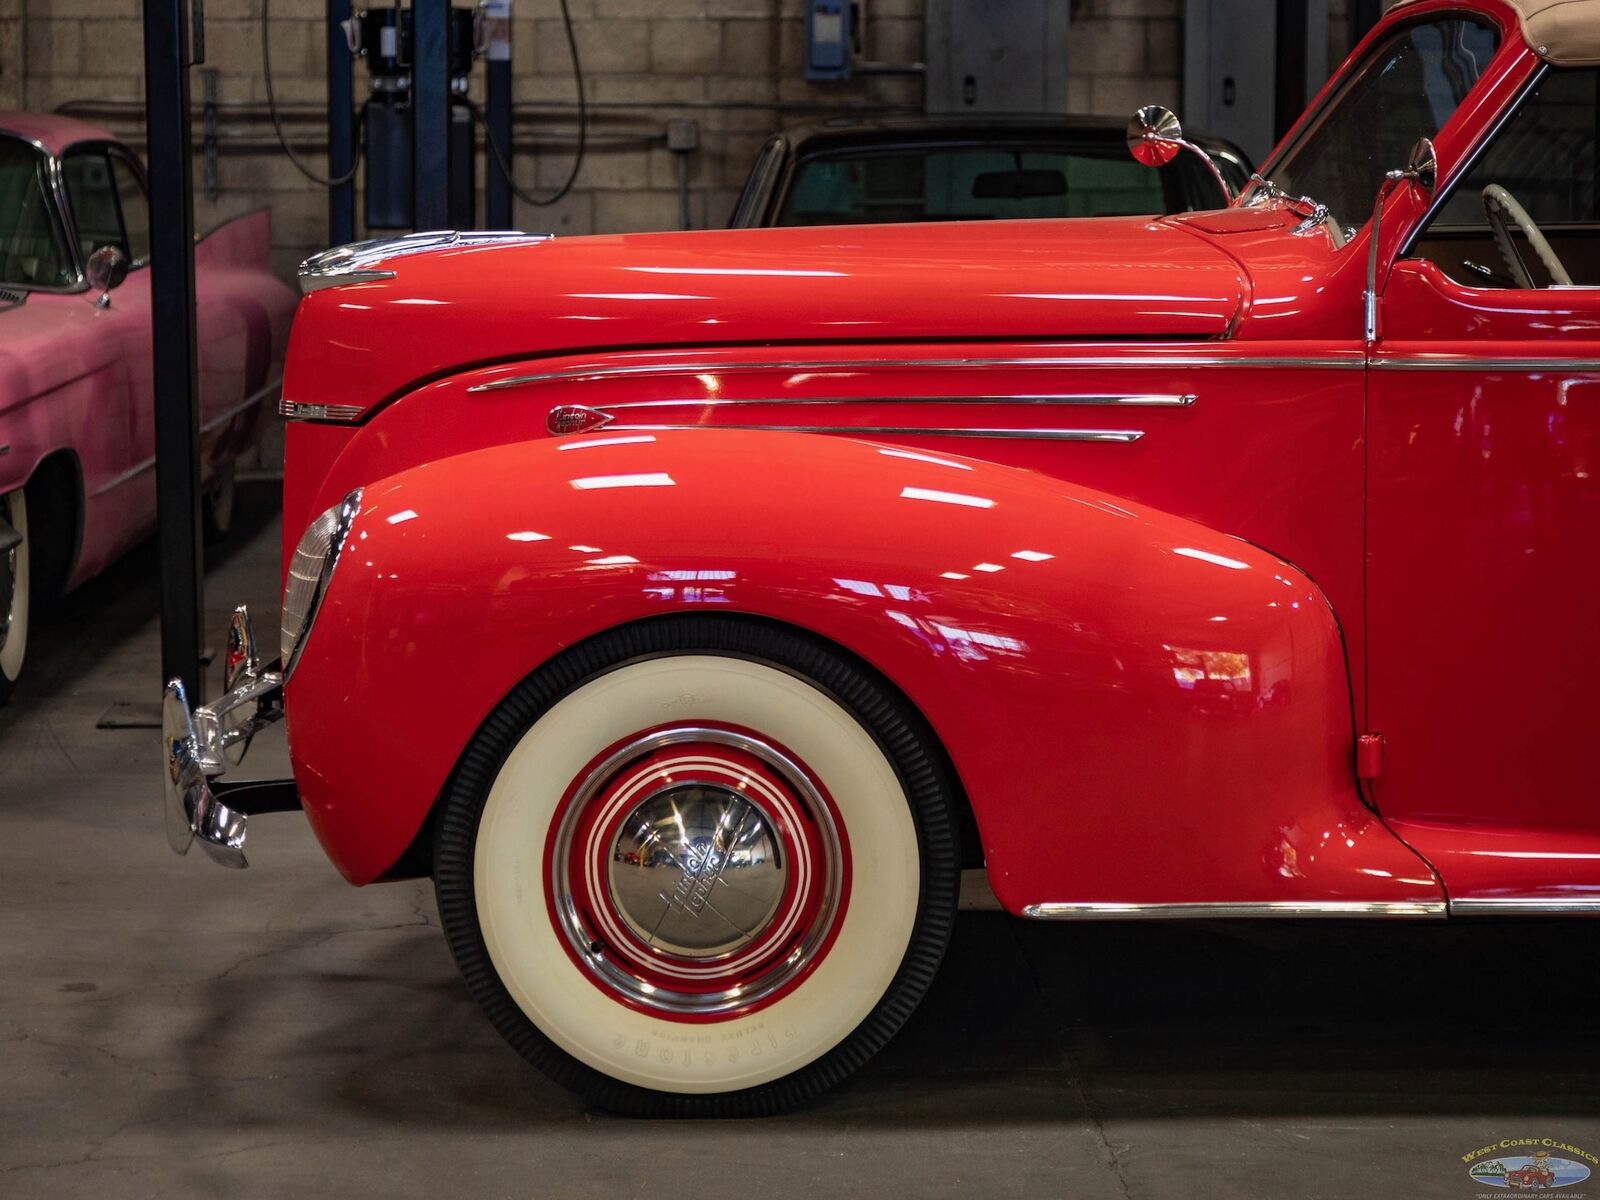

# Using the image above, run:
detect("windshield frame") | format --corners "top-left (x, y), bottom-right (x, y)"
top-left (773, 137), bottom-right (1225, 226)
top-left (0, 131), bottom-right (85, 294)
top-left (1243, 3), bottom-right (1517, 228)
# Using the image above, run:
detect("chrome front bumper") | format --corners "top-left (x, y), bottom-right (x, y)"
top-left (163, 606), bottom-right (287, 869)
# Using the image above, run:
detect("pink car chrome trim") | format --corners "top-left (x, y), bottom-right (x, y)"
top-left (92, 377), bottom-right (283, 497)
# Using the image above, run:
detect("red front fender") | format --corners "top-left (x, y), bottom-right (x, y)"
top-left (286, 428), bottom-right (1440, 910)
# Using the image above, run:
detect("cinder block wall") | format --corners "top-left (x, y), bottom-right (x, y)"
top-left (2, 0), bottom-right (1371, 282)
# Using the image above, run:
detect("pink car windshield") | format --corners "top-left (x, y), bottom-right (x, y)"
top-left (0, 136), bottom-right (74, 290)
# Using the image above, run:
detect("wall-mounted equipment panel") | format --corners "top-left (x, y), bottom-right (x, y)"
top-left (925, 0), bottom-right (1070, 115)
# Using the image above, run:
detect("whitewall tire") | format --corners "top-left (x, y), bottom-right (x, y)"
top-left (434, 617), bottom-right (960, 1116)
top-left (0, 488), bottom-right (29, 705)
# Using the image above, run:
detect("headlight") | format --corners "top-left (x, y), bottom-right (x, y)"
top-left (281, 489), bottom-right (362, 677)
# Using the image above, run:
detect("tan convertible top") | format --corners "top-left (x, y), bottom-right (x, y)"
top-left (1388, 0), bottom-right (1600, 66)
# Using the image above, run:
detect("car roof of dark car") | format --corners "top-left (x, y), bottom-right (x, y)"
top-left (776, 113), bottom-right (1242, 158)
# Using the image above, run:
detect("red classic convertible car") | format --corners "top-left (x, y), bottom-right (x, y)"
top-left (1, 114), bottom-right (297, 703)
top-left (166, 0), bottom-right (1600, 1115)
top-left (1506, 1161), bottom-right (1557, 1189)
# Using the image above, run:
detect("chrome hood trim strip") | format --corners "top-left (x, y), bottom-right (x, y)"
top-left (299, 230), bottom-right (548, 294)
top-left (469, 353), bottom-right (1363, 393)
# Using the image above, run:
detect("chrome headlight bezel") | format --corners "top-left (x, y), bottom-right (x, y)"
top-left (281, 489), bottom-right (362, 679)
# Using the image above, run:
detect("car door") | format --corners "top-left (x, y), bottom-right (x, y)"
top-left (1366, 62), bottom-right (1600, 908)
top-left (60, 144), bottom-right (157, 536)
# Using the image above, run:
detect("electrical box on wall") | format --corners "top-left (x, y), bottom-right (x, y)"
top-left (805, 1), bottom-right (854, 81)
top-left (1184, 0), bottom-right (1329, 165)
top-left (924, 0), bottom-right (1070, 115)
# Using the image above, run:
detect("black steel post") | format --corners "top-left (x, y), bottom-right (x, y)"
top-left (485, 0), bottom-right (512, 228)
top-left (143, 0), bottom-right (204, 699)
top-left (328, 0), bottom-right (356, 245)
top-left (412, 0), bottom-right (450, 230)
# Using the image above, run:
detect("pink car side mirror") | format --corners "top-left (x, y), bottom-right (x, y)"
top-left (85, 245), bottom-right (129, 309)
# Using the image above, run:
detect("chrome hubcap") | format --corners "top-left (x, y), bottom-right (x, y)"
top-left (549, 725), bottom-right (847, 1019)
top-left (607, 783), bottom-right (788, 958)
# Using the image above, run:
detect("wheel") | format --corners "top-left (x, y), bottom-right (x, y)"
top-left (203, 459), bottom-right (236, 544)
top-left (0, 488), bottom-right (30, 706)
top-left (434, 616), bottom-right (960, 1116)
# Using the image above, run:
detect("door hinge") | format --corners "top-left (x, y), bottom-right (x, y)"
top-left (1356, 733), bottom-right (1385, 781)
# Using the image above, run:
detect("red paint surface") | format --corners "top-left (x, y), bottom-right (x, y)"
top-left (278, 0), bottom-right (1600, 912)
top-left (287, 429), bottom-right (1438, 909)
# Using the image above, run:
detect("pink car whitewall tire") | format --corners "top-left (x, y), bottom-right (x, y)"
top-left (433, 616), bottom-right (960, 1117)
top-left (0, 489), bottom-right (29, 704)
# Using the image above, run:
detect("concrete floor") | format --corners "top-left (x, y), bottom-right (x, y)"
top-left (3, 484), bottom-right (1598, 1199)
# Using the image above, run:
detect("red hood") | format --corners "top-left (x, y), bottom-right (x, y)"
top-left (284, 216), bottom-right (1250, 417)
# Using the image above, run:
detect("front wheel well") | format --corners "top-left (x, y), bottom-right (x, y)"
top-left (381, 610), bottom-right (984, 881)
top-left (22, 451), bottom-right (83, 599)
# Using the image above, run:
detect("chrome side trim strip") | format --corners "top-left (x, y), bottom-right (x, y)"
top-left (1450, 897), bottom-right (1600, 915)
top-left (280, 399), bottom-right (365, 422)
top-left (595, 393), bottom-right (1197, 410)
top-left (92, 378), bottom-right (283, 497)
top-left (204, 376), bottom-right (282, 434)
top-left (603, 423), bottom-right (1145, 442)
top-left (90, 455), bottom-right (156, 497)
top-left (1372, 356), bottom-right (1600, 372)
top-left (468, 354), bottom-right (1363, 393)
top-left (1021, 900), bottom-right (1447, 919)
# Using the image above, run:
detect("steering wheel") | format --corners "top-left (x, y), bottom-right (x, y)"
top-left (1483, 184), bottom-right (1572, 288)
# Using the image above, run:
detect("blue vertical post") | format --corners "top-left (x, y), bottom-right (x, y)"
top-left (412, 0), bottom-right (450, 230)
top-left (327, 0), bottom-right (356, 245)
top-left (143, 0), bottom-right (204, 698)
top-left (484, 0), bottom-right (513, 228)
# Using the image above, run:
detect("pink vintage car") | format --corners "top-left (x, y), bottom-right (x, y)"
top-left (0, 113), bottom-right (297, 702)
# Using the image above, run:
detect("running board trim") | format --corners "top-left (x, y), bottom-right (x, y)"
top-left (1021, 900), bottom-right (1448, 919)
top-left (1449, 897), bottom-right (1600, 916)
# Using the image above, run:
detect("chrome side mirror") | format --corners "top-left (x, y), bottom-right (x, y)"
top-left (1364, 137), bottom-right (1438, 345)
top-left (85, 245), bottom-right (129, 309)
top-left (1400, 136), bottom-right (1439, 197)
top-left (1126, 105), bottom-right (1237, 204)
top-left (1126, 105), bottom-right (1185, 167)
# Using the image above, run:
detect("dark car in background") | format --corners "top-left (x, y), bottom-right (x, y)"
top-left (729, 115), bottom-right (1252, 228)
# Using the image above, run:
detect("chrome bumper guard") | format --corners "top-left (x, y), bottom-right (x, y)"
top-left (163, 606), bottom-right (287, 869)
